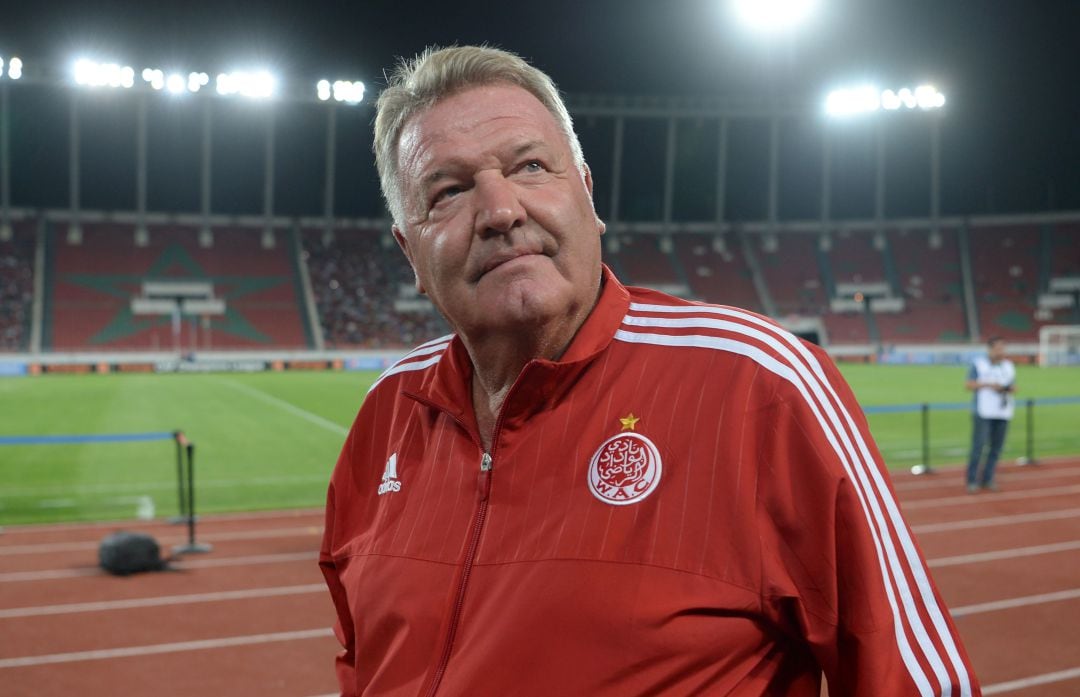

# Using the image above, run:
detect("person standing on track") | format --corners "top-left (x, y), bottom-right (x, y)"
top-left (319, 44), bottom-right (980, 696)
top-left (965, 336), bottom-right (1016, 493)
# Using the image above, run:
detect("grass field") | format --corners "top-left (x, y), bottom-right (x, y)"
top-left (1, 364), bottom-right (1078, 525)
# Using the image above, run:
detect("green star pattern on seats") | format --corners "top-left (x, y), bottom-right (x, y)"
top-left (59, 243), bottom-right (290, 345)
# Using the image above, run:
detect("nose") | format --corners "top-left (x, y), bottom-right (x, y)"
top-left (473, 171), bottom-right (526, 237)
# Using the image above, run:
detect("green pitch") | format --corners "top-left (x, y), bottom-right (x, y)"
top-left (1, 364), bottom-right (1078, 525)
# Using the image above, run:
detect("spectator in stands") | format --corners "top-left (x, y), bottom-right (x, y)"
top-left (965, 336), bottom-right (1017, 493)
top-left (319, 45), bottom-right (978, 696)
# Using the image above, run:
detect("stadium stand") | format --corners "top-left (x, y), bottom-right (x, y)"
top-left (605, 233), bottom-right (690, 296)
top-left (756, 232), bottom-right (828, 316)
top-left (828, 229), bottom-right (888, 286)
top-left (879, 226), bottom-right (969, 343)
top-left (1050, 221), bottom-right (1080, 278)
top-left (46, 222), bottom-right (311, 350)
top-left (968, 224), bottom-right (1051, 341)
top-left (0, 219), bottom-right (36, 352)
top-left (822, 310), bottom-right (872, 345)
top-left (302, 227), bottom-right (449, 348)
top-left (672, 233), bottom-right (762, 312)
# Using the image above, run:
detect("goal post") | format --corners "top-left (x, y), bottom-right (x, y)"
top-left (1038, 325), bottom-right (1080, 366)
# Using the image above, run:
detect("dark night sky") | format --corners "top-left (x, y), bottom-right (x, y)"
top-left (1, 0), bottom-right (1078, 220)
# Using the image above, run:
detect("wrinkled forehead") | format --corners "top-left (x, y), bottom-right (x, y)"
top-left (396, 84), bottom-right (568, 175)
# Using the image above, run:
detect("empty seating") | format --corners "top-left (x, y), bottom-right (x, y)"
top-left (822, 311), bottom-right (872, 345)
top-left (48, 223), bottom-right (310, 350)
top-left (969, 225), bottom-right (1048, 341)
top-left (605, 233), bottom-right (685, 292)
top-left (757, 233), bottom-right (828, 316)
top-left (828, 229), bottom-right (887, 285)
top-left (672, 233), bottom-right (761, 312)
top-left (881, 227), bottom-right (968, 343)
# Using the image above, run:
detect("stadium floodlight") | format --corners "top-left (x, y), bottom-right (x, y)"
top-left (731, 0), bottom-right (818, 33)
top-left (826, 84), bottom-right (946, 117)
top-left (317, 79), bottom-right (365, 104)
top-left (187, 72), bottom-right (210, 93)
top-left (216, 70), bottom-right (276, 99)
top-left (73, 59), bottom-right (135, 88)
top-left (166, 73), bottom-right (186, 94)
top-left (142, 68), bottom-right (166, 91)
top-left (7, 56), bottom-right (22, 80)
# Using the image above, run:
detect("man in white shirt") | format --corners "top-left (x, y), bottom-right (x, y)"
top-left (964, 337), bottom-right (1016, 493)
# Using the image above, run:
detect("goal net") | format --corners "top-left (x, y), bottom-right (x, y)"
top-left (1038, 325), bottom-right (1080, 366)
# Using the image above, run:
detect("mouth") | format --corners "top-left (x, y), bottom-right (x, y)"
top-left (475, 249), bottom-right (545, 280)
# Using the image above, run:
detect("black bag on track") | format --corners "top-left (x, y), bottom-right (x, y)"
top-left (98, 531), bottom-right (168, 576)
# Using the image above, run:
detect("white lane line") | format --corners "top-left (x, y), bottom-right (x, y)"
top-left (2, 474), bottom-right (329, 498)
top-left (951, 588), bottom-right (1080, 617)
top-left (0, 627), bottom-right (335, 669)
top-left (0, 525), bottom-right (322, 556)
top-left (0, 507), bottom-right (325, 535)
top-left (177, 551), bottom-right (317, 570)
top-left (983, 666), bottom-right (1080, 694)
top-left (902, 483), bottom-right (1080, 509)
top-left (0, 568), bottom-right (98, 583)
top-left (893, 463), bottom-right (1080, 492)
top-left (912, 508), bottom-right (1080, 534)
top-left (0, 551), bottom-right (318, 583)
top-left (928, 540), bottom-right (1080, 567)
top-left (218, 379), bottom-right (349, 436)
top-left (0, 583), bottom-right (325, 619)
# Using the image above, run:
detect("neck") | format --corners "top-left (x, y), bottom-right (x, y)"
top-left (464, 322), bottom-right (575, 452)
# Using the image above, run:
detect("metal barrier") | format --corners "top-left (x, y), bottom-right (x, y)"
top-left (863, 397), bottom-right (1080, 473)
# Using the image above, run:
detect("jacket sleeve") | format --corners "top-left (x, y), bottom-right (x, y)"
top-left (320, 458), bottom-right (358, 696)
top-left (760, 343), bottom-right (981, 696)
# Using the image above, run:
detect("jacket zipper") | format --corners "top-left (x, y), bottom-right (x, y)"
top-left (423, 451), bottom-right (494, 697)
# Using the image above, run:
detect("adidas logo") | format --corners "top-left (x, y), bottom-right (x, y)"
top-left (378, 453), bottom-right (402, 495)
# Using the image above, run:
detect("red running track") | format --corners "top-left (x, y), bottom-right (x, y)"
top-left (2, 460), bottom-right (1080, 696)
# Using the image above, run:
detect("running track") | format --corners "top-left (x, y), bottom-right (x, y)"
top-left (2, 459), bottom-right (1080, 696)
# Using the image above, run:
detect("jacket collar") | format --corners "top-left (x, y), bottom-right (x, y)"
top-left (404, 265), bottom-right (630, 427)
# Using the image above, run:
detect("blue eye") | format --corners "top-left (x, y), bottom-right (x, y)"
top-left (434, 186), bottom-right (463, 203)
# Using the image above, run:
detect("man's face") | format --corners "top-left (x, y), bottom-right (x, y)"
top-left (392, 84), bottom-right (604, 342)
top-left (989, 340), bottom-right (1007, 362)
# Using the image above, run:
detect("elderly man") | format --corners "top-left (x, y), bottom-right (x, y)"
top-left (320, 45), bottom-right (979, 697)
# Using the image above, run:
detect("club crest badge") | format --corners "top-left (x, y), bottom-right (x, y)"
top-left (587, 429), bottom-right (662, 506)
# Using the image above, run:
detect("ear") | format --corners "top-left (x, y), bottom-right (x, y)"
top-left (392, 225), bottom-right (426, 295)
top-left (581, 164), bottom-right (606, 235)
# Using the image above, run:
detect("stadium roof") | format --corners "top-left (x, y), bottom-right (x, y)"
top-left (0, 0), bottom-right (1077, 215)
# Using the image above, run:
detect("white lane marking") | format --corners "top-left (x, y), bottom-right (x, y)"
top-left (0, 628), bottom-right (335, 668)
top-left (0, 525), bottom-right (321, 556)
top-left (928, 540), bottom-right (1080, 567)
top-left (2, 474), bottom-right (329, 498)
top-left (912, 508), bottom-right (1080, 534)
top-left (893, 463), bottom-right (1080, 492)
top-left (951, 588), bottom-right (1080, 617)
top-left (0, 551), bottom-right (317, 583)
top-left (217, 379), bottom-right (349, 436)
top-left (902, 483), bottom-right (1080, 509)
top-left (0, 583), bottom-right (325, 618)
top-left (0, 507), bottom-right (325, 535)
top-left (0, 568), bottom-right (98, 583)
top-left (983, 666), bottom-right (1080, 694)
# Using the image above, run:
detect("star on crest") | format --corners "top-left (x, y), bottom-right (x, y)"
top-left (619, 413), bottom-right (640, 431)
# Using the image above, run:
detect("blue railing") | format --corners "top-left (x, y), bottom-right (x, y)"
top-left (862, 397), bottom-right (1080, 470)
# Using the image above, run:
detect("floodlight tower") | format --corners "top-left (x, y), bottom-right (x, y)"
top-left (728, 0), bottom-right (821, 240)
top-left (822, 84), bottom-right (947, 240)
top-left (316, 79), bottom-right (365, 240)
top-left (0, 57), bottom-right (23, 241)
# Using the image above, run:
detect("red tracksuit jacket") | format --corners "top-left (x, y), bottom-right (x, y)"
top-left (320, 267), bottom-right (980, 696)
